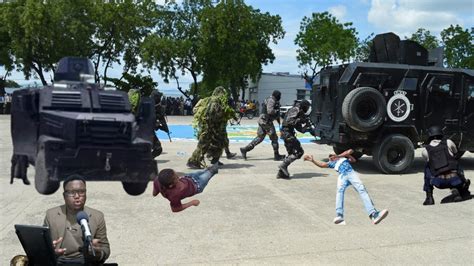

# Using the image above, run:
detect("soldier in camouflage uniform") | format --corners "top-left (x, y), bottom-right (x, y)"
top-left (240, 90), bottom-right (285, 161)
top-left (277, 100), bottom-right (315, 179)
top-left (151, 90), bottom-right (170, 158)
top-left (187, 86), bottom-right (235, 169)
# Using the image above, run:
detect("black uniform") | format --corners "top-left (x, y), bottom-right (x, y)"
top-left (277, 100), bottom-right (313, 179)
top-left (422, 126), bottom-right (471, 205)
top-left (240, 90), bottom-right (284, 161)
top-left (151, 91), bottom-right (169, 158)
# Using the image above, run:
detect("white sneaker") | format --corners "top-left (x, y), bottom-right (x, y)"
top-left (371, 209), bottom-right (389, 224)
top-left (333, 216), bottom-right (344, 224)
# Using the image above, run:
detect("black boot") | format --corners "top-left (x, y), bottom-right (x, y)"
top-left (423, 191), bottom-right (434, 205)
top-left (274, 152), bottom-right (285, 161)
top-left (278, 163), bottom-right (290, 177)
top-left (226, 152), bottom-right (237, 159)
top-left (240, 147), bottom-right (248, 160)
top-left (460, 179), bottom-right (471, 200)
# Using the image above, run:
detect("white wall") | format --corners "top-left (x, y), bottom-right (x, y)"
top-left (247, 73), bottom-right (310, 107)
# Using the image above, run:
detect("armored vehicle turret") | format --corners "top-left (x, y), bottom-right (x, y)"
top-left (11, 57), bottom-right (157, 195)
top-left (311, 33), bottom-right (474, 174)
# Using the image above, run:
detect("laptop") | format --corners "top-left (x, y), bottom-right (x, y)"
top-left (14, 224), bottom-right (57, 266)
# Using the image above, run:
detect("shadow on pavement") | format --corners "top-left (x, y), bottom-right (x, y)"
top-left (290, 172), bottom-right (328, 179)
top-left (221, 163), bottom-right (255, 169)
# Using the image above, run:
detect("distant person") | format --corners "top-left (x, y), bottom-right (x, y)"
top-left (44, 175), bottom-right (110, 265)
top-left (422, 126), bottom-right (471, 205)
top-left (304, 150), bottom-right (389, 225)
top-left (153, 164), bottom-right (219, 212)
top-left (240, 90), bottom-right (285, 161)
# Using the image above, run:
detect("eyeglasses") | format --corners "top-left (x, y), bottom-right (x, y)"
top-left (63, 189), bottom-right (86, 197)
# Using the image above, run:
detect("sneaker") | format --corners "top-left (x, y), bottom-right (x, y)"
top-left (240, 148), bottom-right (247, 160)
top-left (278, 164), bottom-right (290, 177)
top-left (206, 163), bottom-right (219, 175)
top-left (371, 209), bottom-right (389, 225)
top-left (226, 152), bottom-right (237, 159)
top-left (333, 216), bottom-right (344, 224)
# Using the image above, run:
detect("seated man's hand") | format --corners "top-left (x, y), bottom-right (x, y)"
top-left (52, 237), bottom-right (66, 255)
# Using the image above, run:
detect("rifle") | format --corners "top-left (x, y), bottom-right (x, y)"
top-left (156, 105), bottom-right (172, 142)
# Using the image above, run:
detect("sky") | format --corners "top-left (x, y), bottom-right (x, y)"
top-left (3, 0), bottom-right (473, 96)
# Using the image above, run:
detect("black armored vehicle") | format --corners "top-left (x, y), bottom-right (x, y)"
top-left (311, 33), bottom-right (474, 174)
top-left (11, 57), bottom-right (157, 195)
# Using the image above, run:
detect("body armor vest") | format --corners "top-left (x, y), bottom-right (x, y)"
top-left (426, 138), bottom-right (458, 176)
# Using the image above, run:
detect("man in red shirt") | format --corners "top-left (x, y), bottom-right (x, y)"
top-left (153, 164), bottom-right (219, 212)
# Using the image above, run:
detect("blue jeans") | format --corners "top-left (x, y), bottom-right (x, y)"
top-left (336, 170), bottom-right (376, 217)
top-left (188, 169), bottom-right (214, 193)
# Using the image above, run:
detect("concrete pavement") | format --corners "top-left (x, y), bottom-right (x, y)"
top-left (1, 115), bottom-right (473, 265)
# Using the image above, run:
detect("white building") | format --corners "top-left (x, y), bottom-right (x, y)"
top-left (246, 72), bottom-right (311, 107)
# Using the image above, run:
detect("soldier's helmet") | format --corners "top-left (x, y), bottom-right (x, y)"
top-left (272, 90), bottom-right (281, 101)
top-left (299, 99), bottom-right (310, 113)
top-left (54, 57), bottom-right (94, 82)
top-left (427, 126), bottom-right (443, 139)
top-left (212, 86), bottom-right (227, 97)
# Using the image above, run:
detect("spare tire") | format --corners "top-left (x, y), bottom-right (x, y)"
top-left (342, 87), bottom-right (386, 132)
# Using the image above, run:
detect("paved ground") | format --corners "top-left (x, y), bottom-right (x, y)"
top-left (1, 115), bottom-right (473, 265)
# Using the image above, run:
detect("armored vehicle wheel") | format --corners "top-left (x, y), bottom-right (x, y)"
top-left (373, 134), bottom-right (414, 174)
top-left (34, 150), bottom-right (60, 195)
top-left (122, 181), bottom-right (149, 196)
top-left (333, 146), bottom-right (363, 159)
top-left (342, 87), bottom-right (386, 132)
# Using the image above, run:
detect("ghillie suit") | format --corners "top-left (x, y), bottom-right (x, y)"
top-left (187, 87), bottom-right (235, 168)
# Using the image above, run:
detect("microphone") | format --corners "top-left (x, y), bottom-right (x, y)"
top-left (76, 211), bottom-right (92, 243)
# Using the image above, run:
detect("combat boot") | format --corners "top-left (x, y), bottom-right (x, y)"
top-left (226, 152), bottom-right (237, 159)
top-left (276, 169), bottom-right (290, 179)
top-left (240, 147), bottom-right (248, 160)
top-left (423, 191), bottom-right (434, 205)
top-left (460, 179), bottom-right (471, 200)
top-left (278, 163), bottom-right (290, 177)
top-left (274, 152), bottom-right (285, 161)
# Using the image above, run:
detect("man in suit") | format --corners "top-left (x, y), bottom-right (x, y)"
top-left (44, 175), bottom-right (110, 265)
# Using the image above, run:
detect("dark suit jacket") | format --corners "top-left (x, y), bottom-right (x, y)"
top-left (44, 205), bottom-right (110, 263)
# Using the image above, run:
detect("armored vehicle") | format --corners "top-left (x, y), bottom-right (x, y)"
top-left (311, 33), bottom-right (474, 174)
top-left (11, 57), bottom-right (157, 195)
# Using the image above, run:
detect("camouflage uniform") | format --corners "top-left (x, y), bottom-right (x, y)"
top-left (278, 100), bottom-right (314, 179)
top-left (240, 90), bottom-right (284, 160)
top-left (187, 87), bottom-right (235, 168)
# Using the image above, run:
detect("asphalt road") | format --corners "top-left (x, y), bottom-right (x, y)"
top-left (1, 115), bottom-right (473, 265)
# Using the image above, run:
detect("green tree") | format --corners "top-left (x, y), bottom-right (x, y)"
top-left (0, 4), bottom-right (15, 93)
top-left (354, 33), bottom-right (374, 62)
top-left (407, 28), bottom-right (439, 50)
top-left (141, 1), bottom-right (209, 101)
top-left (106, 73), bottom-right (157, 96)
top-left (441, 25), bottom-right (474, 69)
top-left (294, 12), bottom-right (357, 86)
top-left (3, 0), bottom-right (95, 85)
top-left (90, 0), bottom-right (158, 85)
top-left (199, 1), bottom-right (284, 100)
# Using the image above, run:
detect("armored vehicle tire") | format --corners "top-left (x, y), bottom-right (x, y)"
top-left (122, 181), bottom-right (149, 196)
top-left (34, 151), bottom-right (60, 195)
top-left (373, 134), bottom-right (414, 174)
top-left (342, 87), bottom-right (386, 132)
top-left (333, 146), bottom-right (363, 159)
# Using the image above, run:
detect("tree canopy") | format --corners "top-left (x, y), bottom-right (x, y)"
top-left (441, 25), bottom-right (474, 69)
top-left (407, 28), bottom-right (439, 50)
top-left (294, 12), bottom-right (357, 85)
